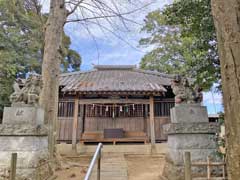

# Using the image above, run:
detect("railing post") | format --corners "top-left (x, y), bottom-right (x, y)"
top-left (97, 150), bottom-right (101, 180)
top-left (184, 151), bottom-right (192, 180)
top-left (84, 143), bottom-right (103, 180)
top-left (222, 155), bottom-right (226, 179)
top-left (10, 153), bottom-right (17, 180)
top-left (207, 156), bottom-right (211, 179)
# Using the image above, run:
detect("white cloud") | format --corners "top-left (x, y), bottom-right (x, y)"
top-left (41, 0), bottom-right (173, 69)
top-left (64, 0), bottom-right (172, 50)
top-left (62, 0), bottom-right (173, 70)
top-left (203, 91), bottom-right (222, 105)
top-left (203, 90), bottom-right (223, 114)
top-left (40, 0), bottom-right (50, 13)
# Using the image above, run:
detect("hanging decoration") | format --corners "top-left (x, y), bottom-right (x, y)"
top-left (100, 105), bottom-right (102, 116)
top-left (112, 104), bottom-right (115, 118)
top-left (90, 103), bottom-right (138, 115)
top-left (125, 106), bottom-right (129, 113)
top-left (120, 106), bottom-right (123, 112)
top-left (87, 103), bottom-right (144, 118)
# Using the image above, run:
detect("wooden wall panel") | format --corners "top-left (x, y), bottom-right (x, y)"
top-left (57, 116), bottom-right (170, 142)
top-left (84, 117), bottom-right (145, 132)
top-left (57, 117), bottom-right (83, 142)
top-left (154, 117), bottom-right (170, 141)
top-left (57, 117), bottom-right (73, 141)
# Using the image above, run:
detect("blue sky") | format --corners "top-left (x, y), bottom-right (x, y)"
top-left (42, 0), bottom-right (223, 114)
top-left (63, 0), bottom-right (170, 70)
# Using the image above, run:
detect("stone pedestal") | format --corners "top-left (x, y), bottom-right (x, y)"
top-left (163, 104), bottom-right (219, 180)
top-left (0, 106), bottom-right (49, 180)
top-left (3, 106), bottom-right (44, 125)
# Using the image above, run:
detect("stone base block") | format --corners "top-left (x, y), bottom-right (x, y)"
top-left (170, 105), bottom-right (208, 123)
top-left (0, 124), bottom-right (48, 136)
top-left (0, 135), bottom-right (49, 180)
top-left (3, 107), bottom-right (44, 125)
top-left (168, 134), bottom-right (217, 150)
top-left (162, 154), bottom-right (222, 180)
top-left (162, 156), bottom-right (209, 180)
top-left (164, 122), bottom-right (219, 135)
top-left (163, 104), bottom-right (221, 179)
top-left (168, 148), bottom-right (218, 165)
top-left (0, 165), bottom-right (51, 180)
top-left (0, 135), bottom-right (48, 167)
top-left (162, 156), bottom-right (184, 180)
top-left (0, 150), bottom-right (48, 168)
top-left (0, 136), bottom-right (48, 151)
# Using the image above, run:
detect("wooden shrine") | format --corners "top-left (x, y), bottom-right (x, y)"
top-left (57, 65), bottom-right (175, 146)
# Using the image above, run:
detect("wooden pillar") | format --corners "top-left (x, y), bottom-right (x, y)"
top-left (149, 95), bottom-right (155, 145)
top-left (144, 105), bottom-right (148, 137)
top-left (72, 96), bottom-right (79, 150)
top-left (78, 104), bottom-right (84, 142)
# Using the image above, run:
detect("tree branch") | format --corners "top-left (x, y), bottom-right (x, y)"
top-left (65, 2), bottom-right (151, 24)
top-left (66, 0), bottom-right (84, 16)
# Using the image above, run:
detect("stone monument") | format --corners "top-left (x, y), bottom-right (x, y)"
top-left (0, 74), bottom-right (49, 180)
top-left (163, 75), bottom-right (219, 180)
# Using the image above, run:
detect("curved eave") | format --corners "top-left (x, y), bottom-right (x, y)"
top-left (60, 90), bottom-right (166, 96)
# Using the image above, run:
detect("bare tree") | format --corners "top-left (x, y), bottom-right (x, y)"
top-left (40, 0), bottom-right (151, 158)
top-left (211, 0), bottom-right (240, 179)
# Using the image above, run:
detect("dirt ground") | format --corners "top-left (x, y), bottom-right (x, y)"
top-left (53, 155), bottom-right (91, 180)
top-left (125, 154), bottom-right (166, 180)
top-left (51, 153), bottom-right (166, 180)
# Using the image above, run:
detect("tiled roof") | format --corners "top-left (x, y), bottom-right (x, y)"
top-left (59, 65), bottom-right (174, 94)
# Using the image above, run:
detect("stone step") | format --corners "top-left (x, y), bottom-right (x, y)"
top-left (90, 176), bottom-right (127, 180)
top-left (77, 144), bottom-right (167, 154)
top-left (90, 153), bottom-right (128, 180)
top-left (57, 143), bottom-right (168, 156)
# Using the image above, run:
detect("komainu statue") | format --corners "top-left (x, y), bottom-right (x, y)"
top-left (10, 74), bottom-right (43, 106)
top-left (171, 75), bottom-right (203, 104)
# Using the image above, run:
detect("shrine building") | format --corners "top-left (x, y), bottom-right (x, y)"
top-left (57, 65), bottom-right (175, 145)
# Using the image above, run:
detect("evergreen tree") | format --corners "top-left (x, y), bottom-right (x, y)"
top-left (139, 0), bottom-right (220, 90)
top-left (0, 0), bottom-right (81, 119)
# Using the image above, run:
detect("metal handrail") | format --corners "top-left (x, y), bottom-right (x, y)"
top-left (84, 143), bottom-right (103, 180)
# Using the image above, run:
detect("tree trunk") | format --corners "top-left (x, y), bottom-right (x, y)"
top-left (40, 0), bottom-right (67, 158)
top-left (211, 0), bottom-right (240, 179)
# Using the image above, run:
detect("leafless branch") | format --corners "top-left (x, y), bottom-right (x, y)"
top-left (85, 19), bottom-right (144, 53)
top-left (65, 1), bottom-right (151, 24)
top-left (64, 0), bottom-right (150, 57)
top-left (66, 0), bottom-right (84, 16)
top-left (78, 6), bottom-right (100, 63)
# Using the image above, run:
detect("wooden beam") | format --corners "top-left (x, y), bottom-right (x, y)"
top-left (72, 96), bottom-right (79, 151)
top-left (78, 98), bottom-right (150, 104)
top-left (149, 95), bottom-right (155, 145)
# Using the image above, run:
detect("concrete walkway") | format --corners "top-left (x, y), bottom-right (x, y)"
top-left (91, 153), bottom-right (128, 180)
